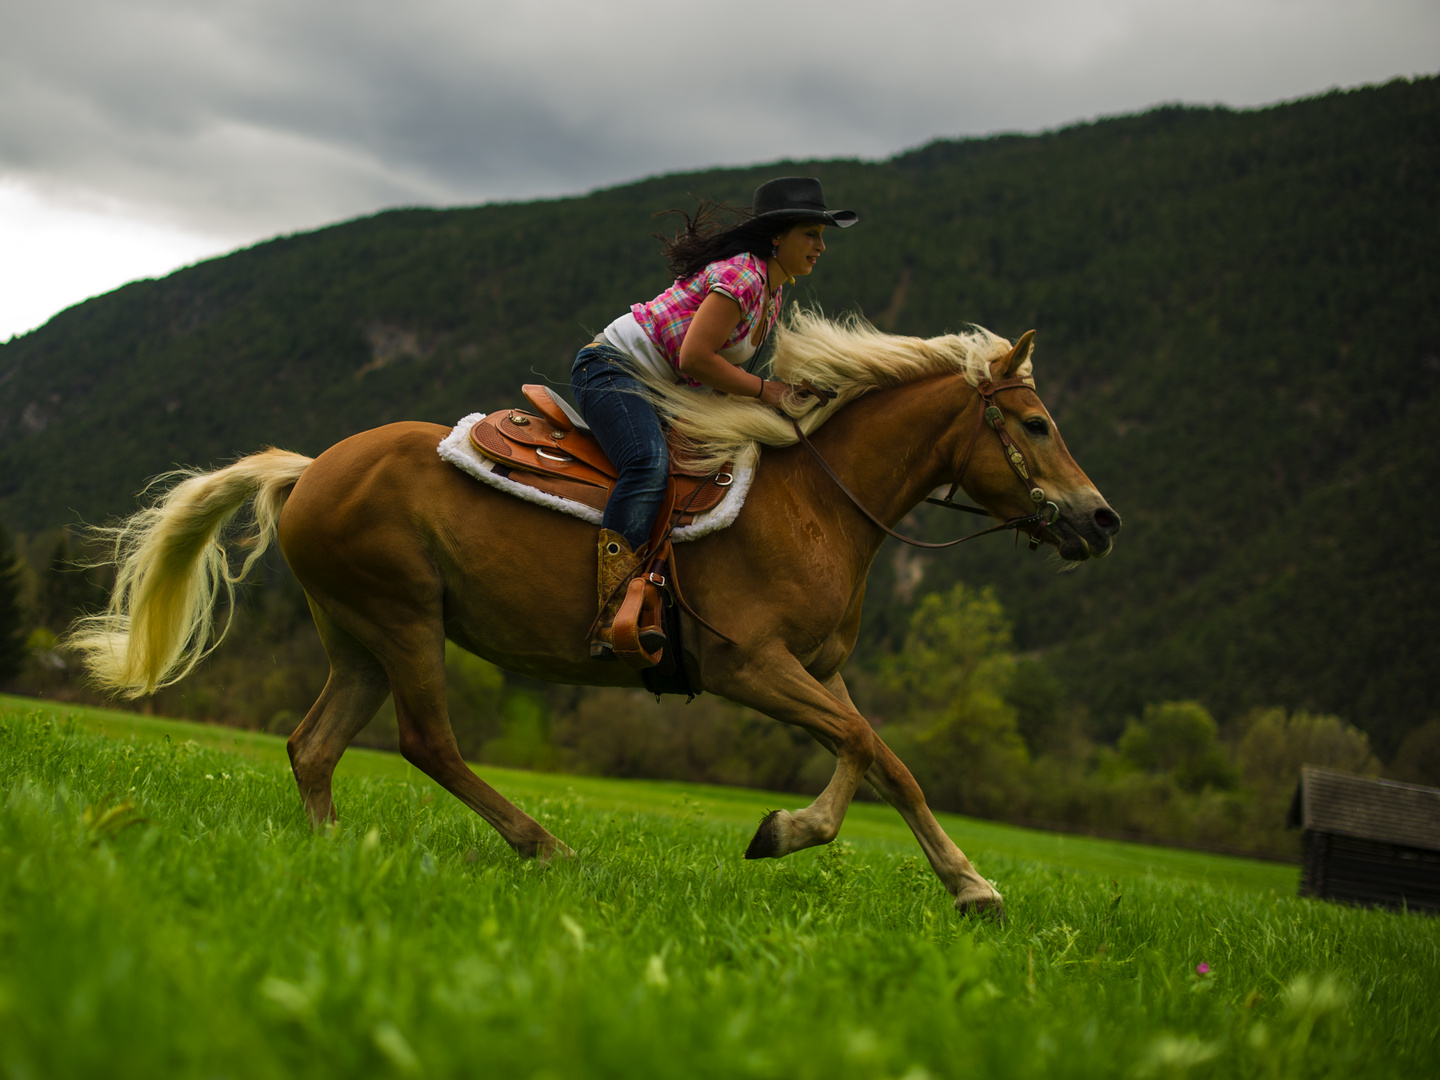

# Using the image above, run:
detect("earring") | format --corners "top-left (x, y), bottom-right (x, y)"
top-left (771, 243), bottom-right (779, 257)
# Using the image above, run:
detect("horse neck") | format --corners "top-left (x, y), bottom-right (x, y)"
top-left (806, 373), bottom-right (978, 546)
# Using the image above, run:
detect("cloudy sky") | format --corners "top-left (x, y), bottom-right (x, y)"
top-left (2, 0), bottom-right (1435, 340)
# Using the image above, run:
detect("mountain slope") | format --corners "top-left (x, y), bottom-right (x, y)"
top-left (2, 77), bottom-right (1436, 749)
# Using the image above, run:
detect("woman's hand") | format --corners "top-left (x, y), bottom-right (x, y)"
top-left (755, 379), bottom-right (790, 408)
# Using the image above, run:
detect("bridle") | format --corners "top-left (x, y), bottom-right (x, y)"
top-left (658, 375), bottom-right (1061, 652)
top-left (790, 376), bottom-right (1062, 552)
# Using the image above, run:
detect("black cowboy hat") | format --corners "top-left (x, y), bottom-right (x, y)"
top-left (751, 177), bottom-right (858, 228)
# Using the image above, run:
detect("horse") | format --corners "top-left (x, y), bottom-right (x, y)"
top-left (71, 311), bottom-right (1121, 916)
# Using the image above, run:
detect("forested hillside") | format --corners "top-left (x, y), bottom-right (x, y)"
top-left (2, 76), bottom-right (1436, 757)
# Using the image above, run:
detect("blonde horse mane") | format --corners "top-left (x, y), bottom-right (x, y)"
top-left (627, 308), bottom-right (1027, 472)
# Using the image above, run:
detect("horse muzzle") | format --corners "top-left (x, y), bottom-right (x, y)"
top-left (1046, 500), bottom-right (1122, 561)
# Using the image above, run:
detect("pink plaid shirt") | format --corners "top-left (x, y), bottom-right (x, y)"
top-left (631, 253), bottom-right (782, 386)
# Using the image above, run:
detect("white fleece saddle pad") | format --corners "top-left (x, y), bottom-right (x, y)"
top-left (437, 413), bottom-right (755, 542)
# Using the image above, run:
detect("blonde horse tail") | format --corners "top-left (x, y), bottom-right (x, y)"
top-left (68, 448), bottom-right (315, 698)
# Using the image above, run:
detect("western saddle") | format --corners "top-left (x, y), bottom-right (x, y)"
top-left (468, 385), bottom-right (736, 672)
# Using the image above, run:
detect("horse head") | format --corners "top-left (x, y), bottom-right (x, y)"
top-left (956, 330), bottom-right (1121, 561)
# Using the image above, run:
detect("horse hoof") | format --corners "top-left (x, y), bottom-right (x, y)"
top-left (744, 810), bottom-right (785, 860)
top-left (955, 893), bottom-right (1005, 923)
top-left (516, 834), bottom-right (573, 862)
top-left (537, 841), bottom-right (577, 866)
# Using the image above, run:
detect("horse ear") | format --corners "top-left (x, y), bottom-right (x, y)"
top-left (994, 330), bottom-right (1036, 378)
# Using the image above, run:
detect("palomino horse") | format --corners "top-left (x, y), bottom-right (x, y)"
top-left (73, 313), bottom-right (1120, 916)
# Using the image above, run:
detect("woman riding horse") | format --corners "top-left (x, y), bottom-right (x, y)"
top-left (69, 198), bottom-right (1122, 916)
top-left (571, 177), bottom-right (857, 658)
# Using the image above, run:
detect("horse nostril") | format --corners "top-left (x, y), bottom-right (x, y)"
top-left (1093, 506), bottom-right (1122, 535)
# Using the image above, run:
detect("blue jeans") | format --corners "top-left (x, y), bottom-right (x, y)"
top-left (570, 344), bottom-right (669, 549)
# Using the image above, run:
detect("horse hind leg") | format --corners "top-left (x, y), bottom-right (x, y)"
top-left (382, 624), bottom-right (570, 861)
top-left (286, 602), bottom-right (390, 827)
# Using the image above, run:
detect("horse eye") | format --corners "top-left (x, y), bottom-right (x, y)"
top-left (1024, 418), bottom-right (1049, 437)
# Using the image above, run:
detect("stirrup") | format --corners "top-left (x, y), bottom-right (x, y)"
top-left (590, 622), bottom-right (663, 660)
top-left (613, 576), bottom-right (665, 669)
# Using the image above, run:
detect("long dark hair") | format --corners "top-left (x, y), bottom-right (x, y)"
top-left (654, 200), bottom-right (805, 281)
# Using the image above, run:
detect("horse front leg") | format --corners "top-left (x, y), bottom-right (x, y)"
top-left (822, 673), bottom-right (1003, 917)
top-left (708, 647), bottom-right (877, 859)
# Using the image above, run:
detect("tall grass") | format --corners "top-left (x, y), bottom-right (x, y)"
top-left (1, 702), bottom-right (1436, 1079)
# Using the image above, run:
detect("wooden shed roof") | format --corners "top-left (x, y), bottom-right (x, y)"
top-left (1288, 766), bottom-right (1440, 852)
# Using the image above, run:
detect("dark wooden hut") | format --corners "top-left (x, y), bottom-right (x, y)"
top-left (1287, 766), bottom-right (1440, 913)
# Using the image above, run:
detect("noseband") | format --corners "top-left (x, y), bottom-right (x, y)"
top-left (790, 376), bottom-right (1061, 552)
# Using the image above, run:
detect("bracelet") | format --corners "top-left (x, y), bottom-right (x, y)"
top-left (754, 373), bottom-right (765, 398)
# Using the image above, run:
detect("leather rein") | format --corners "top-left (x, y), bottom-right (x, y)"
top-left (790, 376), bottom-right (1062, 552)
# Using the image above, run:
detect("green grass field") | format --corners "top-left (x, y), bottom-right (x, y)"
top-left (2, 695), bottom-right (1436, 1079)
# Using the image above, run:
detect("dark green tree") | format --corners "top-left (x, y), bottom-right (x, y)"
top-left (0, 522), bottom-right (28, 682)
top-left (878, 583), bottom-right (1030, 816)
top-left (1388, 719), bottom-right (1440, 787)
top-left (39, 532), bottom-right (107, 632)
top-left (1118, 701), bottom-right (1238, 792)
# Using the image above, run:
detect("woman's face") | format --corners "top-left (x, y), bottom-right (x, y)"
top-left (772, 221), bottom-right (827, 278)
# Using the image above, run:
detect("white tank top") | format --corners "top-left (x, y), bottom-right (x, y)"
top-left (601, 312), bottom-right (760, 386)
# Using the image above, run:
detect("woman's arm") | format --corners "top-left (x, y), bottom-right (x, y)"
top-left (676, 292), bottom-right (789, 407)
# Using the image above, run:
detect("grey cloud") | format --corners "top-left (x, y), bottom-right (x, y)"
top-left (1, 0), bottom-right (1435, 240)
